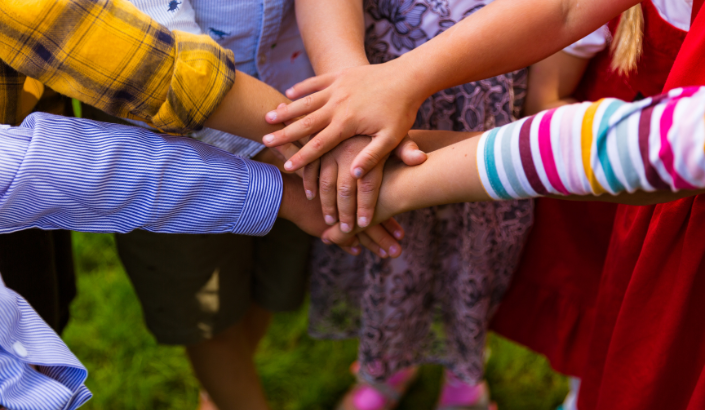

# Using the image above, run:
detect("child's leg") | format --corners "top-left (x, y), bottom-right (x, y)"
top-left (187, 304), bottom-right (272, 410)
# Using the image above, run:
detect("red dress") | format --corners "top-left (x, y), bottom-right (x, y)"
top-left (491, 0), bottom-right (688, 379)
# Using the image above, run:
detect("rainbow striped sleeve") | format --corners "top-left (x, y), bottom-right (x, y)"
top-left (477, 87), bottom-right (705, 200)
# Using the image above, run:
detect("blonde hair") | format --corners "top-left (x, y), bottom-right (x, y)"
top-left (610, 4), bottom-right (644, 76)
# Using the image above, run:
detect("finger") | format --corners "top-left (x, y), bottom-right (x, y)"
top-left (340, 245), bottom-right (362, 256)
top-left (263, 109), bottom-right (331, 151)
top-left (350, 132), bottom-right (402, 179)
top-left (319, 155), bottom-right (339, 226)
top-left (356, 162), bottom-right (384, 228)
top-left (284, 73), bottom-right (336, 100)
top-left (283, 121), bottom-right (349, 172)
top-left (265, 90), bottom-right (327, 125)
top-left (381, 217), bottom-right (405, 241)
top-left (357, 232), bottom-right (388, 258)
top-left (303, 158), bottom-right (320, 200)
top-left (395, 136), bottom-right (428, 166)
top-left (321, 223), bottom-right (359, 248)
top-left (362, 225), bottom-right (402, 258)
top-left (337, 163), bottom-right (357, 234)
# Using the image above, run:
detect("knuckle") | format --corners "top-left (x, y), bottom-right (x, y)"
top-left (302, 115), bottom-right (315, 129)
top-left (319, 179), bottom-right (335, 194)
top-left (303, 95), bottom-right (314, 108)
top-left (358, 179), bottom-right (377, 195)
top-left (337, 183), bottom-right (354, 198)
top-left (309, 136), bottom-right (324, 151)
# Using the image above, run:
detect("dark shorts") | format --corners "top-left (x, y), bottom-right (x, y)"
top-left (115, 219), bottom-right (311, 345)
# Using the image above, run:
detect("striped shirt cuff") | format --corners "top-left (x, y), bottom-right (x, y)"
top-left (232, 160), bottom-right (283, 236)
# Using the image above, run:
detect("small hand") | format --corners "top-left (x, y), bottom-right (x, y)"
top-left (263, 62), bottom-right (423, 178)
top-left (279, 173), bottom-right (403, 258)
top-left (316, 135), bottom-right (386, 231)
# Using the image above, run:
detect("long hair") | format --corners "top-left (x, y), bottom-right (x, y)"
top-left (610, 4), bottom-right (644, 76)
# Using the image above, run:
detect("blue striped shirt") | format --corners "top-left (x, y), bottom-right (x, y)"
top-left (0, 112), bottom-right (285, 408)
top-left (0, 112), bottom-right (283, 235)
top-left (0, 274), bottom-right (92, 410)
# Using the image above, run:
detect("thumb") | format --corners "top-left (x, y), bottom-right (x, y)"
top-left (394, 135), bottom-right (427, 166)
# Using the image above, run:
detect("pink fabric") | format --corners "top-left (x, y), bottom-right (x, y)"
top-left (659, 89), bottom-right (698, 189)
top-left (438, 371), bottom-right (483, 407)
top-left (353, 387), bottom-right (387, 410)
top-left (538, 109), bottom-right (570, 194)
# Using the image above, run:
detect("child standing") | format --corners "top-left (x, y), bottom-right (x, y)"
top-left (304, 1), bottom-right (533, 408)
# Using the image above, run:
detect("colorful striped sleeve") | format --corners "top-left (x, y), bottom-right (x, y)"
top-left (477, 87), bottom-right (705, 200)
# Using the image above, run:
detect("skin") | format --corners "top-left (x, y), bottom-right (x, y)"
top-left (321, 132), bottom-right (705, 244)
top-left (264, 0), bottom-right (642, 178)
top-left (202, 70), bottom-right (405, 257)
top-left (285, 0), bottom-right (426, 229)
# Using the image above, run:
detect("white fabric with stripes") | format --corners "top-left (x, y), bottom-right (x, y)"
top-left (0, 274), bottom-right (91, 410)
top-left (0, 113), bottom-right (282, 235)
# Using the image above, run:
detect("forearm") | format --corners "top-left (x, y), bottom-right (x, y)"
top-left (0, 113), bottom-right (282, 236)
top-left (394, 0), bottom-right (638, 105)
top-left (407, 129), bottom-right (481, 152)
top-left (203, 71), bottom-right (290, 142)
top-left (376, 87), bottom-right (705, 220)
top-left (295, 0), bottom-right (368, 73)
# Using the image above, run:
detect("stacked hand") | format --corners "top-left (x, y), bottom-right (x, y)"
top-left (263, 63), bottom-right (427, 177)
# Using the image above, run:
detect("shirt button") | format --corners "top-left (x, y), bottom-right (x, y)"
top-left (12, 341), bottom-right (27, 357)
top-left (258, 54), bottom-right (267, 65)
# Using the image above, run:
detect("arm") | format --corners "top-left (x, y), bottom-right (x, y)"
top-left (321, 87), bottom-right (705, 242)
top-left (264, 0), bottom-right (639, 175)
top-left (524, 51), bottom-right (590, 116)
top-left (295, 0), bottom-right (368, 74)
top-left (0, 0), bottom-right (290, 144)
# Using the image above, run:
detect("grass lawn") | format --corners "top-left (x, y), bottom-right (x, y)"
top-left (63, 232), bottom-right (569, 410)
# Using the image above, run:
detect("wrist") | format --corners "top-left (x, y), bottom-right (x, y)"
top-left (389, 53), bottom-right (436, 111)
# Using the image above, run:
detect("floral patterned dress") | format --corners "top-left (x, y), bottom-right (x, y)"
top-left (309, 0), bottom-right (534, 384)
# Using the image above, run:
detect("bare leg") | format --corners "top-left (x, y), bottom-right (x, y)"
top-left (187, 303), bottom-right (273, 410)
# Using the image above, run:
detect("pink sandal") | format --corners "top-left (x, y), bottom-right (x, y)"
top-left (336, 362), bottom-right (419, 410)
top-left (435, 371), bottom-right (497, 410)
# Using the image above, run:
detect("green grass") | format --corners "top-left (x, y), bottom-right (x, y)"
top-left (63, 232), bottom-right (568, 410)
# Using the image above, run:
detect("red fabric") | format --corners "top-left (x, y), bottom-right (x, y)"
top-left (576, 1), bottom-right (705, 409)
top-left (490, 0), bottom-right (686, 379)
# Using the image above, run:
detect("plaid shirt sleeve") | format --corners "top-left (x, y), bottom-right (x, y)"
top-left (0, 0), bottom-right (236, 134)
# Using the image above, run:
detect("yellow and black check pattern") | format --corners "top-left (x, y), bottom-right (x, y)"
top-left (0, 0), bottom-right (236, 133)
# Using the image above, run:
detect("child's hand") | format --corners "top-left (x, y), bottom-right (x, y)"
top-left (279, 173), bottom-right (402, 258)
top-left (262, 62), bottom-right (425, 178)
top-left (316, 135), bottom-right (385, 231)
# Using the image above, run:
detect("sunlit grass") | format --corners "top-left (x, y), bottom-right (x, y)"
top-left (64, 232), bottom-right (567, 410)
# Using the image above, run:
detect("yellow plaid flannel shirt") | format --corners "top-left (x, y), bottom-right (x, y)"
top-left (0, 0), bottom-right (236, 132)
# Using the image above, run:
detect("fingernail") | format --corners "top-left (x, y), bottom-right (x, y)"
top-left (394, 230), bottom-right (403, 239)
top-left (389, 245), bottom-right (400, 256)
top-left (263, 134), bottom-right (275, 144)
top-left (324, 215), bottom-right (336, 225)
top-left (286, 87), bottom-right (295, 96)
top-left (358, 217), bottom-right (369, 227)
top-left (353, 167), bottom-right (363, 178)
top-left (379, 248), bottom-right (387, 258)
top-left (341, 223), bottom-right (351, 233)
top-left (265, 111), bottom-right (277, 122)
top-left (352, 246), bottom-right (361, 255)
top-left (306, 190), bottom-right (314, 200)
top-left (322, 238), bottom-right (331, 245)
top-left (284, 160), bottom-right (294, 170)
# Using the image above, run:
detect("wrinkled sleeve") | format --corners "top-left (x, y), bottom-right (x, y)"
top-left (0, 0), bottom-right (235, 134)
top-left (0, 113), bottom-right (282, 236)
top-left (477, 87), bottom-right (705, 200)
top-left (0, 275), bottom-right (91, 410)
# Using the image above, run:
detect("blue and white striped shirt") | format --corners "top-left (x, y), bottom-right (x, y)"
top-left (0, 112), bottom-right (285, 408)
top-left (0, 113), bottom-right (283, 236)
top-left (0, 275), bottom-right (92, 410)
